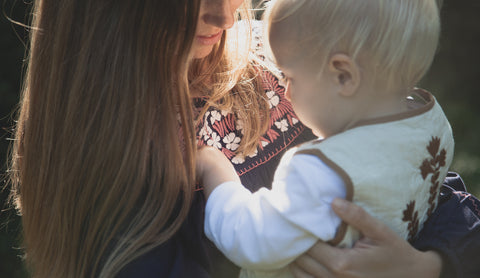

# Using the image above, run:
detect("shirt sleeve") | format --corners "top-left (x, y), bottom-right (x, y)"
top-left (204, 151), bottom-right (346, 270)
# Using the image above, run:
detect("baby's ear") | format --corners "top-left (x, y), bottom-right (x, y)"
top-left (328, 53), bottom-right (360, 97)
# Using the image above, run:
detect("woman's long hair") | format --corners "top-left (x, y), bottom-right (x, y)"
top-left (9, 0), bottom-right (199, 277)
top-left (190, 1), bottom-right (270, 156)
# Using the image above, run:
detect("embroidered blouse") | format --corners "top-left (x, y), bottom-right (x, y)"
top-left (194, 70), bottom-right (315, 192)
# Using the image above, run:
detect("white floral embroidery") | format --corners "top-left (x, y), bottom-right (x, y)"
top-left (210, 110), bottom-right (222, 124)
top-left (266, 90), bottom-right (279, 108)
top-left (223, 133), bottom-right (241, 151)
top-left (292, 117), bottom-right (299, 124)
top-left (247, 148), bottom-right (258, 158)
top-left (232, 154), bottom-right (246, 164)
top-left (275, 119), bottom-right (289, 132)
top-left (199, 124), bottom-right (213, 141)
top-left (261, 140), bottom-right (269, 147)
top-left (207, 132), bottom-right (222, 149)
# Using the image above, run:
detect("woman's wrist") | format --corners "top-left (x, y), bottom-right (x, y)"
top-left (416, 250), bottom-right (443, 278)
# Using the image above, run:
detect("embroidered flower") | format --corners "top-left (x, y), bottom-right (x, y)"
top-left (247, 148), bottom-right (258, 158)
top-left (207, 132), bottom-right (222, 149)
top-left (267, 90), bottom-right (280, 108)
top-left (232, 154), bottom-right (246, 164)
top-left (210, 110), bottom-right (222, 124)
top-left (223, 132), bottom-right (241, 151)
top-left (199, 124), bottom-right (213, 141)
top-left (275, 119), bottom-right (289, 132)
top-left (292, 117), bottom-right (299, 125)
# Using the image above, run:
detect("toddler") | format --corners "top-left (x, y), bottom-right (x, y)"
top-left (197, 0), bottom-right (454, 277)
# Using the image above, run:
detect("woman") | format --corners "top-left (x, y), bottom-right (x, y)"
top-left (9, 0), bottom-right (479, 278)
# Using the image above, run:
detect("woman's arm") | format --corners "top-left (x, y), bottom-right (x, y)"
top-left (196, 147), bottom-right (241, 198)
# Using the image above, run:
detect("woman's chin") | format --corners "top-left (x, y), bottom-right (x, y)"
top-left (192, 46), bottom-right (214, 59)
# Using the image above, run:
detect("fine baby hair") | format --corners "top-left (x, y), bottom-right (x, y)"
top-left (264, 0), bottom-right (441, 93)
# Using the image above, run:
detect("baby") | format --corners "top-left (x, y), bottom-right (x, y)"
top-left (197, 0), bottom-right (454, 277)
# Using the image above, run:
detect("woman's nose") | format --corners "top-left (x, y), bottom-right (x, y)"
top-left (202, 0), bottom-right (235, 29)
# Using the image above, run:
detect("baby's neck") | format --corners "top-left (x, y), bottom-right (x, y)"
top-left (361, 95), bottom-right (409, 120)
top-left (338, 89), bottom-right (410, 133)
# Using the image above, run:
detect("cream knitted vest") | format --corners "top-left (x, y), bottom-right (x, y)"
top-left (296, 90), bottom-right (454, 247)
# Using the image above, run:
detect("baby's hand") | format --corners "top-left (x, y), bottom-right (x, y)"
top-left (196, 147), bottom-right (241, 198)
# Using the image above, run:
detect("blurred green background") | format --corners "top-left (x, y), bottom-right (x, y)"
top-left (1, 0), bottom-right (479, 277)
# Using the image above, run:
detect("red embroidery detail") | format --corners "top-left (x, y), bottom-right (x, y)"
top-left (261, 72), bottom-right (295, 126)
top-left (454, 191), bottom-right (480, 216)
top-left (237, 125), bottom-right (305, 177)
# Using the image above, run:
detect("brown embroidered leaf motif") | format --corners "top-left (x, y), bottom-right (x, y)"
top-left (418, 137), bottom-right (447, 216)
top-left (404, 137), bottom-right (448, 240)
top-left (436, 149), bottom-right (447, 167)
top-left (430, 172), bottom-right (440, 185)
top-left (402, 201), bottom-right (419, 240)
top-left (427, 137), bottom-right (440, 158)
top-left (427, 180), bottom-right (441, 216)
top-left (420, 160), bottom-right (434, 179)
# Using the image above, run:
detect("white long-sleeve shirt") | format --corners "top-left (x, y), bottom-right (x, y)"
top-left (204, 148), bottom-right (346, 276)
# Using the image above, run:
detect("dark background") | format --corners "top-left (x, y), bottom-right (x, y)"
top-left (1, 1), bottom-right (479, 277)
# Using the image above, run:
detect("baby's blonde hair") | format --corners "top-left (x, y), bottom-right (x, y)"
top-left (265, 0), bottom-right (440, 92)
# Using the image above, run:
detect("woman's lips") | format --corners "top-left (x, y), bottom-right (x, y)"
top-left (196, 31), bottom-right (223, 45)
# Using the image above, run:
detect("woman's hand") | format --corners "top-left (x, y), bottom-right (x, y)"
top-left (290, 198), bottom-right (443, 278)
top-left (196, 147), bottom-right (240, 198)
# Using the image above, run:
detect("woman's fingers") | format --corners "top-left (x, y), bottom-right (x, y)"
top-left (305, 240), bottom-right (344, 269)
top-left (292, 198), bottom-right (443, 278)
top-left (331, 198), bottom-right (392, 242)
top-left (290, 253), bottom-right (335, 278)
top-left (289, 262), bottom-right (315, 278)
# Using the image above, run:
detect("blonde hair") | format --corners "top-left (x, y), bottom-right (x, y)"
top-left (265, 0), bottom-right (441, 91)
top-left (9, 0), bottom-right (199, 277)
top-left (190, 1), bottom-right (270, 156)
